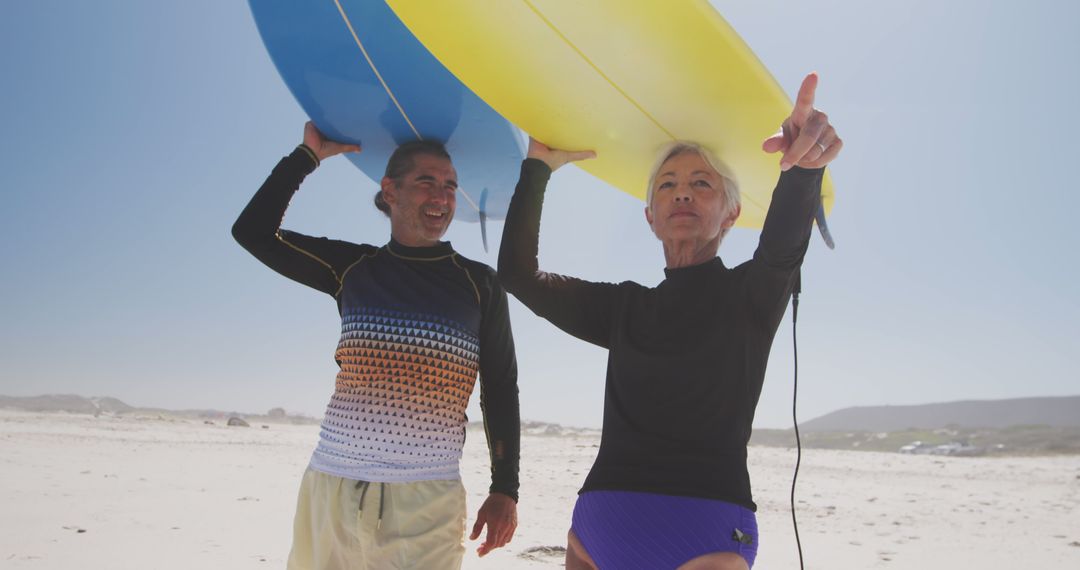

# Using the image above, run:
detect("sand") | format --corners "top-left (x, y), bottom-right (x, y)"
top-left (1, 409), bottom-right (1078, 569)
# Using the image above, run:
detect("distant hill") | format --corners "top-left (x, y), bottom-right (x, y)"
top-left (0, 394), bottom-right (318, 424)
top-left (0, 394), bottom-right (592, 434)
top-left (750, 424), bottom-right (1080, 456)
top-left (0, 394), bottom-right (134, 415)
top-left (800, 396), bottom-right (1080, 432)
top-left (468, 419), bottom-right (600, 438)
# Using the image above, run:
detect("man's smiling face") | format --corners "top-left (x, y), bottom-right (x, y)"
top-left (383, 154), bottom-right (458, 247)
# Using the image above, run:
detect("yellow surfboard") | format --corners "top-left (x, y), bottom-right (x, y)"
top-left (386, 0), bottom-right (834, 229)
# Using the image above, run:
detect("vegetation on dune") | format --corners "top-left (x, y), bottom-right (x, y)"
top-left (750, 425), bottom-right (1080, 456)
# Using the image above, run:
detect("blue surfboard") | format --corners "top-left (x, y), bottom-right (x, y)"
top-left (248, 1), bottom-right (525, 225)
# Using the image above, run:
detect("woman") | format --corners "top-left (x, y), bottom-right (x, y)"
top-left (498, 73), bottom-right (841, 569)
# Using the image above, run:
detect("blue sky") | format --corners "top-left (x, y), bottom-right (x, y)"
top-left (1, 0), bottom-right (1077, 428)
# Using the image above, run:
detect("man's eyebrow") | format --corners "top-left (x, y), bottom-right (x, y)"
top-left (414, 174), bottom-right (458, 188)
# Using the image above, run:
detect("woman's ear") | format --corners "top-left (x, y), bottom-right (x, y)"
top-left (722, 204), bottom-right (742, 229)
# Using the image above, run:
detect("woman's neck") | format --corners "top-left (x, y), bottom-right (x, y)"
top-left (661, 236), bottom-right (720, 269)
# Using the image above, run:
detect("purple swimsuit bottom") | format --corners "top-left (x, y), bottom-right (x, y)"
top-left (572, 490), bottom-right (758, 569)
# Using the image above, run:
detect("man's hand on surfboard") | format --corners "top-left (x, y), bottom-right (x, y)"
top-left (762, 72), bottom-right (843, 171)
top-left (526, 137), bottom-right (596, 172)
top-left (303, 121), bottom-right (362, 162)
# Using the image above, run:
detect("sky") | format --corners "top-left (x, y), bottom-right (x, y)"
top-left (1, 0), bottom-right (1077, 429)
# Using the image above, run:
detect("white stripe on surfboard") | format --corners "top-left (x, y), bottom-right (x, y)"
top-left (332, 1), bottom-right (482, 214)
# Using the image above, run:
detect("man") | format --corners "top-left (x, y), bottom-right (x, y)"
top-left (233, 122), bottom-right (519, 569)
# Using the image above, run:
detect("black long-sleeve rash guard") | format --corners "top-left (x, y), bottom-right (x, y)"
top-left (498, 158), bottom-right (822, 511)
top-left (233, 148), bottom-right (520, 501)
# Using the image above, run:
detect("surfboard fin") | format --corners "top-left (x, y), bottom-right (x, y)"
top-left (479, 188), bottom-right (489, 252)
top-left (815, 202), bottom-right (835, 249)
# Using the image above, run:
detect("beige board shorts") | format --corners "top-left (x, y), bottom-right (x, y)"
top-left (287, 468), bottom-right (467, 570)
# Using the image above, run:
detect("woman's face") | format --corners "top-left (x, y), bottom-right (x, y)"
top-left (645, 151), bottom-right (738, 246)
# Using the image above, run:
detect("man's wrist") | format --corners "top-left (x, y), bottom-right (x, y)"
top-left (489, 488), bottom-right (519, 503)
top-left (296, 143), bottom-right (320, 168)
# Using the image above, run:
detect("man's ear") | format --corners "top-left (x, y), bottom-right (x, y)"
top-left (380, 177), bottom-right (397, 206)
top-left (644, 205), bottom-right (654, 227)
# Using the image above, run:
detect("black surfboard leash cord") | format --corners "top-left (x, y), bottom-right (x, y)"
top-left (791, 270), bottom-right (805, 570)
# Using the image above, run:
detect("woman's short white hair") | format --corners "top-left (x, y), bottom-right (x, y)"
top-left (645, 141), bottom-right (741, 217)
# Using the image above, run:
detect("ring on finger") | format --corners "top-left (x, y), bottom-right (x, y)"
top-left (815, 141), bottom-right (829, 154)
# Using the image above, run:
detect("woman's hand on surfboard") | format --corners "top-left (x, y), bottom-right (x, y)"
top-left (303, 121), bottom-right (362, 162)
top-left (526, 137), bottom-right (596, 172)
top-left (762, 72), bottom-right (843, 171)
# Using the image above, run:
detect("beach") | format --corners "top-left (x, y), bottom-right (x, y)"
top-left (1, 409), bottom-right (1078, 569)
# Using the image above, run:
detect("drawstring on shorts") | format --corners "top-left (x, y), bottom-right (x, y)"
top-left (355, 480), bottom-right (386, 530)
